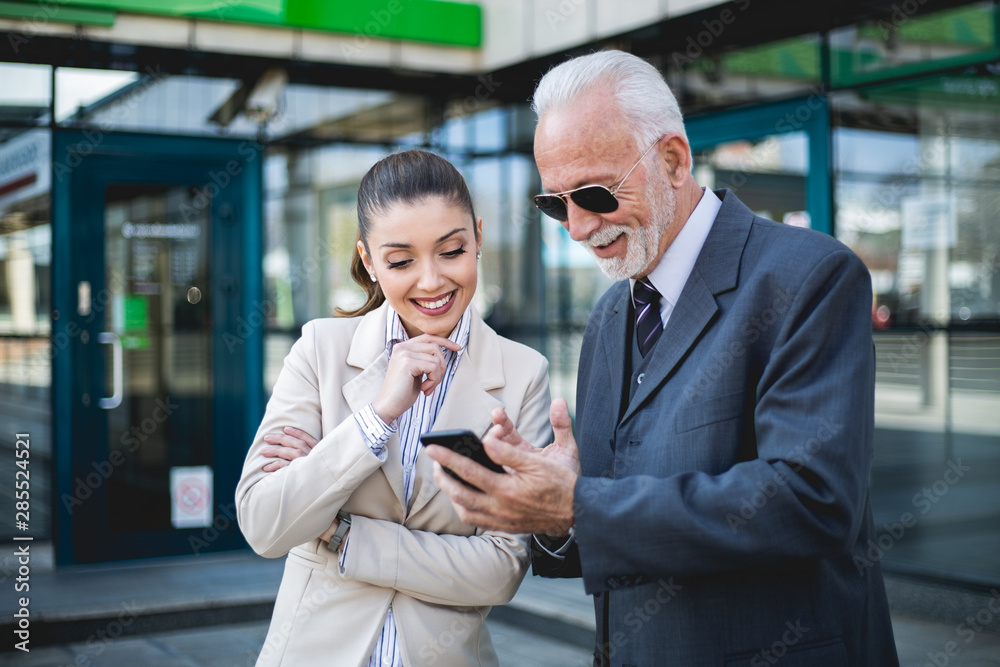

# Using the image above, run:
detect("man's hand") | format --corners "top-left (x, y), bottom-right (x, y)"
top-left (426, 399), bottom-right (580, 536)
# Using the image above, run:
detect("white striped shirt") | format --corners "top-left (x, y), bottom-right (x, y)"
top-left (348, 305), bottom-right (473, 667)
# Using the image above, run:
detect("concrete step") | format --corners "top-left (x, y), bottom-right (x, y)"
top-left (0, 546), bottom-right (596, 651)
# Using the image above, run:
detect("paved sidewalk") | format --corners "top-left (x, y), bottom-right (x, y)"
top-left (0, 617), bottom-right (594, 667)
top-left (1, 548), bottom-right (998, 666)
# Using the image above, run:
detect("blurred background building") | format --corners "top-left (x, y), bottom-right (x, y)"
top-left (0, 0), bottom-right (997, 623)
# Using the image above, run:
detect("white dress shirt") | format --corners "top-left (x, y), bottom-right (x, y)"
top-left (629, 187), bottom-right (721, 326)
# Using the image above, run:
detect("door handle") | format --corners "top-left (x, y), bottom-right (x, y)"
top-left (98, 332), bottom-right (123, 409)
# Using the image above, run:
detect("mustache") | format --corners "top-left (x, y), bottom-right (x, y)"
top-left (581, 225), bottom-right (629, 248)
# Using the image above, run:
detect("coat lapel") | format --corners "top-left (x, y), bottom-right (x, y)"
top-left (409, 313), bottom-right (505, 517)
top-left (621, 272), bottom-right (717, 424)
top-left (341, 304), bottom-right (407, 511)
top-left (600, 287), bottom-right (630, 426)
top-left (620, 189), bottom-right (753, 425)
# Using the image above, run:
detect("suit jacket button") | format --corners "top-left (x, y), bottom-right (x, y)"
top-left (637, 373), bottom-right (645, 384)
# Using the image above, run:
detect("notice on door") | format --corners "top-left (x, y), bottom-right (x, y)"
top-left (170, 466), bottom-right (213, 529)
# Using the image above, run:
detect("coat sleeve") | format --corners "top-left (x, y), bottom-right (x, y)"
top-left (340, 353), bottom-right (551, 606)
top-left (573, 250), bottom-right (876, 592)
top-left (235, 321), bottom-right (385, 558)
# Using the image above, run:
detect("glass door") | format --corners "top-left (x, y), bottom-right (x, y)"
top-left (53, 132), bottom-right (262, 564)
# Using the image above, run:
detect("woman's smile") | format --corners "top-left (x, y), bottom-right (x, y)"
top-left (412, 291), bottom-right (456, 314)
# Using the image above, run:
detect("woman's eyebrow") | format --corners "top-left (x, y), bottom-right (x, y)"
top-left (380, 227), bottom-right (467, 249)
top-left (436, 227), bottom-right (466, 242)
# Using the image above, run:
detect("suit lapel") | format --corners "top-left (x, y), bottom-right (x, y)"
top-left (341, 304), bottom-right (407, 511)
top-left (600, 288), bottom-right (630, 425)
top-left (620, 189), bottom-right (754, 425)
top-left (409, 313), bottom-right (505, 517)
top-left (621, 271), bottom-right (717, 424)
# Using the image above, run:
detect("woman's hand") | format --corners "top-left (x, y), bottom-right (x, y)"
top-left (261, 426), bottom-right (319, 472)
top-left (372, 334), bottom-right (461, 424)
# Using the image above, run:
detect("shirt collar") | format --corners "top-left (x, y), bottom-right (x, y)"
top-left (631, 187), bottom-right (721, 311)
top-left (385, 305), bottom-right (473, 359)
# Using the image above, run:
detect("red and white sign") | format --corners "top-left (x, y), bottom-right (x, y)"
top-left (0, 130), bottom-right (49, 212)
top-left (170, 466), bottom-right (214, 529)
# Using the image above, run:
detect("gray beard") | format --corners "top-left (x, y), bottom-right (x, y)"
top-left (588, 181), bottom-right (675, 281)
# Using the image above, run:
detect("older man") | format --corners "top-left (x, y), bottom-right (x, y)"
top-left (426, 50), bottom-right (898, 666)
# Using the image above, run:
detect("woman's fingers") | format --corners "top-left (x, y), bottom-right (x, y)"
top-left (263, 426), bottom-right (317, 455)
top-left (260, 427), bottom-right (320, 472)
top-left (408, 333), bottom-right (461, 353)
top-left (375, 335), bottom-right (460, 420)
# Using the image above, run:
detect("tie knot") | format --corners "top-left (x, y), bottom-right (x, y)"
top-left (633, 278), bottom-right (660, 307)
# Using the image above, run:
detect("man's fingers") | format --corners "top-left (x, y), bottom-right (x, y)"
top-left (483, 432), bottom-right (535, 469)
top-left (262, 459), bottom-right (290, 472)
top-left (426, 444), bottom-right (500, 494)
top-left (489, 407), bottom-right (517, 440)
top-left (484, 407), bottom-right (535, 452)
top-left (550, 398), bottom-right (576, 449)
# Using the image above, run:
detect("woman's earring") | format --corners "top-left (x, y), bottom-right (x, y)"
top-left (370, 273), bottom-right (377, 282)
top-left (476, 251), bottom-right (482, 260)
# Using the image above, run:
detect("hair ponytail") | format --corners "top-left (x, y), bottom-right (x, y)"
top-left (335, 232), bottom-right (384, 317)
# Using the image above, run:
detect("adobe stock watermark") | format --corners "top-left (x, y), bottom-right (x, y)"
top-left (180, 139), bottom-right (263, 223)
top-left (726, 417), bottom-right (843, 532)
top-left (53, 66), bottom-right (168, 182)
top-left (56, 600), bottom-right (140, 666)
top-left (245, 575), bottom-right (343, 666)
top-left (446, 75), bottom-right (502, 118)
top-left (683, 286), bottom-right (795, 403)
top-left (340, 0), bottom-right (406, 61)
top-left (853, 459), bottom-right (970, 574)
top-left (611, 577), bottom-right (682, 650)
top-left (749, 619), bottom-right (811, 666)
top-left (418, 610), bottom-right (477, 665)
top-left (59, 397), bottom-right (179, 514)
top-left (670, 0), bottom-right (753, 69)
top-left (6, 0), bottom-right (81, 54)
top-left (544, 0), bottom-right (585, 30)
top-left (188, 501), bottom-right (239, 554)
top-left (923, 589), bottom-right (1000, 667)
top-left (856, 141), bottom-right (947, 228)
top-left (881, 321), bottom-right (936, 373)
top-left (875, 0), bottom-right (932, 40)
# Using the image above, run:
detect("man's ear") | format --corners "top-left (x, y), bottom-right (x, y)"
top-left (658, 132), bottom-right (693, 187)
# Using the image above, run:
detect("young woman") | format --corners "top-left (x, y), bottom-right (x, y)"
top-left (235, 150), bottom-right (551, 667)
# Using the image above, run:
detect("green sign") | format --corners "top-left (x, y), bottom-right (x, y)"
top-left (123, 294), bottom-right (148, 331)
top-left (2, 0), bottom-right (481, 47)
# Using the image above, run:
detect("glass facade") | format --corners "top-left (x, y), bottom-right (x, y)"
top-left (0, 61), bottom-right (52, 539)
top-left (0, 0), bottom-right (997, 583)
top-left (832, 69), bottom-right (1000, 585)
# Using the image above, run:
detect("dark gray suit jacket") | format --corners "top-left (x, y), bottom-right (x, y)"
top-left (532, 190), bottom-right (898, 666)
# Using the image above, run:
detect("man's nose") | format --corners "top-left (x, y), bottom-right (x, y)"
top-left (564, 200), bottom-right (602, 242)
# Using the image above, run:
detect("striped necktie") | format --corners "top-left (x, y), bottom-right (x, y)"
top-left (633, 277), bottom-right (663, 357)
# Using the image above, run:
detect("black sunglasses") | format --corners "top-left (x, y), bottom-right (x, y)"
top-left (533, 137), bottom-right (661, 222)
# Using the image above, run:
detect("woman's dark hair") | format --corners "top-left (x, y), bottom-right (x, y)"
top-left (337, 149), bottom-right (478, 317)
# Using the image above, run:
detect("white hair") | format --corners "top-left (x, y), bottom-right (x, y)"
top-left (530, 50), bottom-right (688, 151)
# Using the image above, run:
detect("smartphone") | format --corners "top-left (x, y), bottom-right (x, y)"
top-left (419, 429), bottom-right (505, 489)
